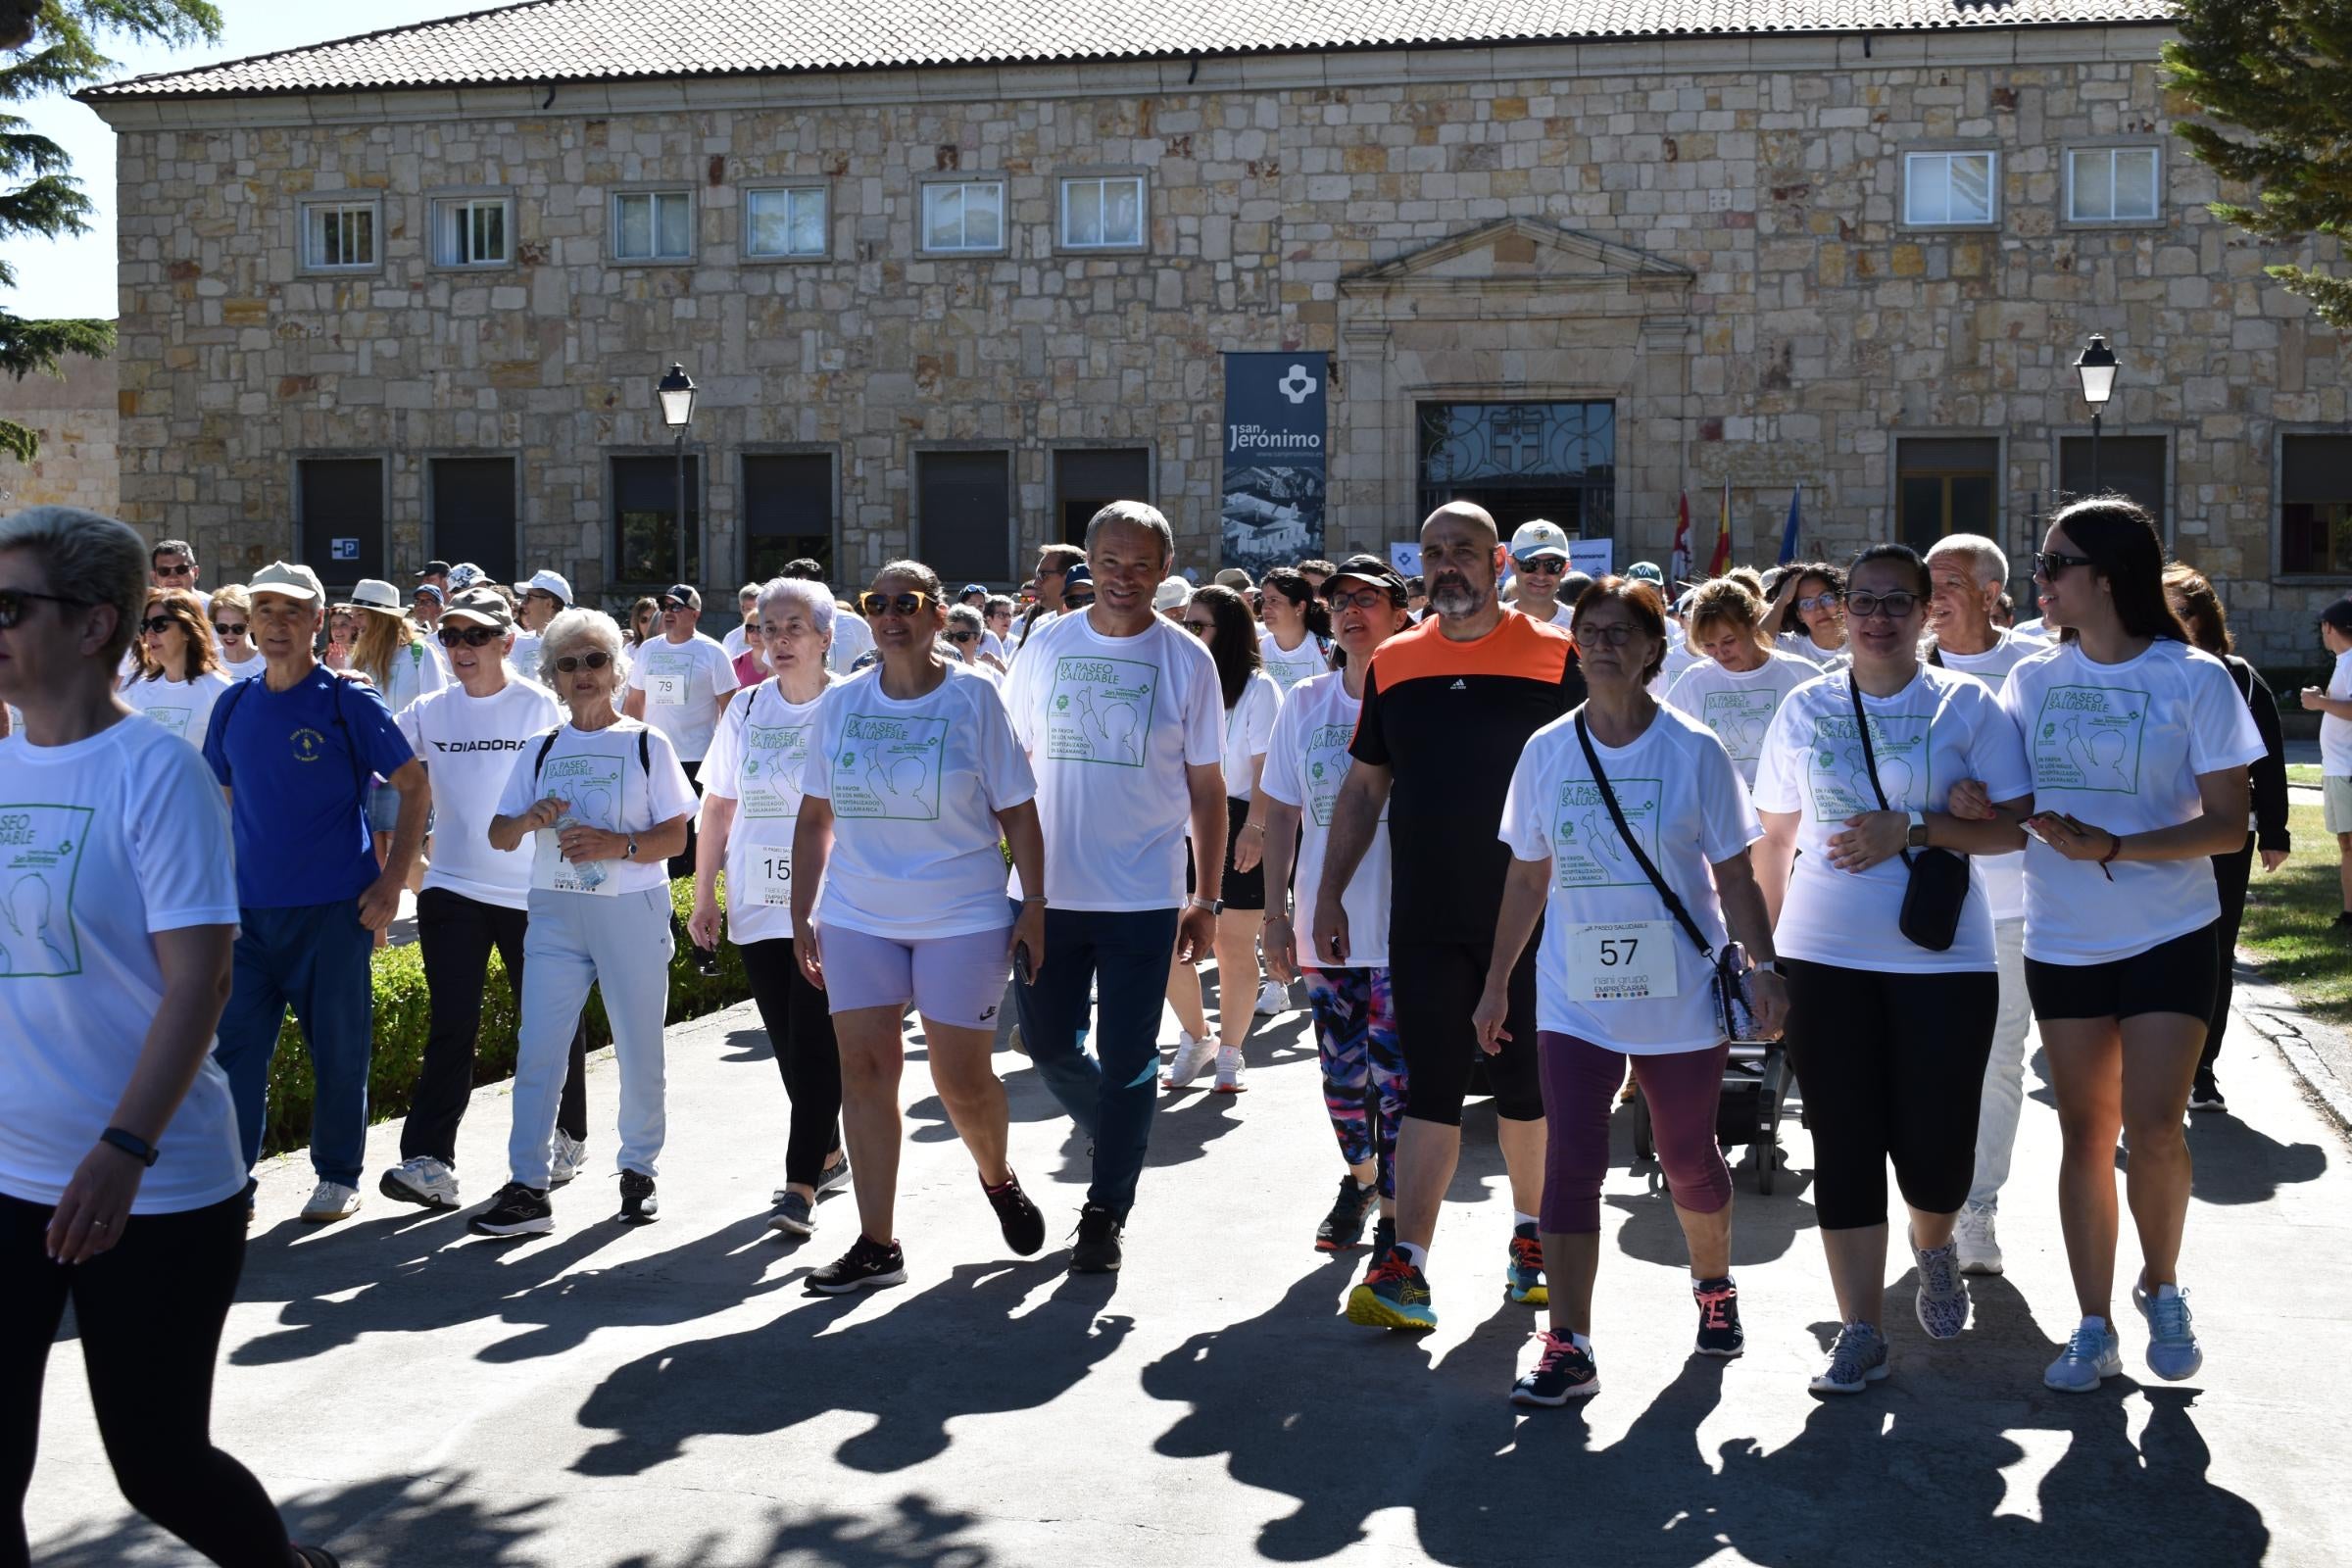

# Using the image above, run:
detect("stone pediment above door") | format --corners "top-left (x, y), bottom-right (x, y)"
top-left (1340, 218), bottom-right (1693, 313)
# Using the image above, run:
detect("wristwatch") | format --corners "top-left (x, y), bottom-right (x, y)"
top-left (1187, 895), bottom-right (1224, 915)
top-left (1906, 809), bottom-right (1929, 850)
top-left (624, 836), bottom-right (639, 862)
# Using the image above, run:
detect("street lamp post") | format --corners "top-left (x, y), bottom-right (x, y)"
top-left (2073, 333), bottom-right (2118, 494)
top-left (657, 363), bottom-right (697, 587)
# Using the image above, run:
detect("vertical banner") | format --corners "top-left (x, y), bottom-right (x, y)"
top-left (1221, 352), bottom-right (1326, 576)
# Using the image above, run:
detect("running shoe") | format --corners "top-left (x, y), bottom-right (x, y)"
top-left (1368, 1217), bottom-right (1396, 1271)
top-left (815, 1153), bottom-right (853, 1195)
top-left (1212, 1043), bottom-right (1248, 1094)
top-left (550, 1131), bottom-right (587, 1187)
top-left (2133, 1277), bottom-right (2204, 1381)
top-left (1692, 1275), bottom-right (1744, 1358)
top-left (2187, 1074), bottom-right (2227, 1113)
top-left (2044, 1318), bottom-right (2123, 1393)
top-left (808, 1235), bottom-right (907, 1294)
top-left (1070, 1203), bottom-right (1123, 1274)
top-left (1510, 1330), bottom-right (1599, 1405)
top-left (1163, 1032), bottom-right (1216, 1091)
top-left (467, 1182), bottom-right (554, 1238)
top-left (1955, 1200), bottom-right (2003, 1276)
top-left (378, 1155), bottom-right (459, 1210)
top-left (300, 1181), bottom-right (363, 1223)
top-left (1808, 1322), bottom-right (1888, 1395)
top-left (768, 1191), bottom-right (815, 1237)
top-left (1507, 1224), bottom-right (1548, 1306)
top-left (984, 1170), bottom-right (1047, 1255)
top-left (1314, 1175), bottom-right (1377, 1251)
top-left (1912, 1231), bottom-right (1971, 1341)
top-left (1254, 979), bottom-right (1290, 1016)
top-left (617, 1169), bottom-right (659, 1225)
top-left (1347, 1249), bottom-right (1437, 1331)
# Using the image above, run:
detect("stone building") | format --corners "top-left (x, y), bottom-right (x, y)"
top-left (0, 352), bottom-right (119, 517)
top-left (82, 0), bottom-right (2349, 662)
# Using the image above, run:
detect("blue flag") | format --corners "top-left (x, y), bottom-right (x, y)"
top-left (1777, 484), bottom-right (1803, 565)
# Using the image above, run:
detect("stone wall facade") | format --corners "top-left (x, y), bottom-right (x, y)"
top-left (95, 24), bottom-right (2348, 664)
top-left (0, 352), bottom-right (119, 517)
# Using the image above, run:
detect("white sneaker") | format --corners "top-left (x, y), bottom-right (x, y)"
top-left (1955, 1200), bottom-right (2003, 1276)
top-left (1163, 1032), bottom-right (1217, 1090)
top-left (300, 1180), bottom-right (363, 1223)
top-left (1253, 979), bottom-right (1290, 1016)
top-left (1213, 1044), bottom-right (1248, 1094)
top-left (378, 1156), bottom-right (459, 1210)
top-left (550, 1131), bottom-right (587, 1187)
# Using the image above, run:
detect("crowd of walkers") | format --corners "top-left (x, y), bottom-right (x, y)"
top-left (3, 490), bottom-right (2346, 1562)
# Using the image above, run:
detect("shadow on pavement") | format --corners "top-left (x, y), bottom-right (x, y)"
top-left (2184, 1111), bottom-right (2328, 1204)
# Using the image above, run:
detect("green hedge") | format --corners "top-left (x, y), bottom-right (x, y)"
top-left (261, 878), bottom-right (750, 1157)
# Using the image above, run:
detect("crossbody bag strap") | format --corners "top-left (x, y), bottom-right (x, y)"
top-left (1573, 710), bottom-right (1713, 960)
top-left (1847, 674), bottom-right (1915, 871)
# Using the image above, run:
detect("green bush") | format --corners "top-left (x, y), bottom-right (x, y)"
top-left (261, 878), bottom-right (751, 1157)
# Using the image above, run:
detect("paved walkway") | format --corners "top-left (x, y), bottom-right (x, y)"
top-left (26, 969), bottom-right (2347, 1566)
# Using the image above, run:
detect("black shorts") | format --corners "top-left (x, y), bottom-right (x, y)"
top-left (1187, 796), bottom-right (1267, 912)
top-left (2024, 922), bottom-right (2221, 1023)
top-left (1390, 936), bottom-right (1545, 1125)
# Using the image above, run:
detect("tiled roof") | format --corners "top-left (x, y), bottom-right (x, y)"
top-left (83, 0), bottom-right (2175, 100)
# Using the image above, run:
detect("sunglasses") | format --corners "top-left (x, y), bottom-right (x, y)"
top-left (1065, 591), bottom-right (1095, 608)
top-left (554, 650), bottom-right (613, 673)
top-left (659, 600), bottom-right (690, 612)
top-left (1182, 617), bottom-right (1216, 636)
top-left (139, 615), bottom-right (183, 634)
top-left (0, 588), bottom-right (91, 628)
top-left (1794, 592), bottom-right (1843, 612)
top-left (1325, 587), bottom-right (1397, 612)
top-left (1574, 621), bottom-right (1646, 647)
top-left (213, 621), bottom-right (249, 638)
top-left (152, 562), bottom-right (194, 578)
top-left (858, 590), bottom-right (935, 617)
top-left (947, 629), bottom-right (979, 644)
top-left (2033, 550), bottom-right (2095, 579)
top-left (1845, 591), bottom-right (1922, 620)
top-left (439, 625), bottom-right (503, 648)
top-left (1513, 556), bottom-right (1566, 575)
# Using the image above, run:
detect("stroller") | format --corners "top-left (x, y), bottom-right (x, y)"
top-left (1631, 1038), bottom-right (1801, 1194)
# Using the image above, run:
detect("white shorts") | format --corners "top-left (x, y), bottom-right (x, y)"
top-left (2325, 774), bottom-right (2352, 837)
top-left (816, 922), bottom-right (1014, 1030)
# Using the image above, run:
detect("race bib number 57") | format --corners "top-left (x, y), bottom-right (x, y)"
top-left (1564, 920), bottom-right (1680, 1002)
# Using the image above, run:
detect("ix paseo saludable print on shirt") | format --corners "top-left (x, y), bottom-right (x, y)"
top-left (1044, 655), bottom-right (1158, 767)
top-left (2031, 684), bottom-right (2150, 795)
top-left (829, 712), bottom-right (946, 820)
top-left (0, 805), bottom-right (92, 977)
top-left (1804, 712), bottom-right (1932, 817)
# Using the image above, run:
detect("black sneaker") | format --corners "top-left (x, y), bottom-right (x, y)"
top-left (808, 1234), bottom-right (906, 1294)
top-left (768, 1191), bottom-right (815, 1237)
top-left (1070, 1203), bottom-right (1123, 1274)
top-left (1368, 1216), bottom-right (1396, 1271)
top-left (1511, 1331), bottom-right (1599, 1405)
top-left (2187, 1073), bottom-right (2227, 1113)
top-left (617, 1169), bottom-right (659, 1225)
top-left (815, 1153), bottom-right (853, 1195)
top-left (983, 1171), bottom-right (1047, 1255)
top-left (1315, 1174), bottom-right (1378, 1251)
top-left (1693, 1275), bottom-right (1744, 1357)
top-left (467, 1182), bottom-right (553, 1238)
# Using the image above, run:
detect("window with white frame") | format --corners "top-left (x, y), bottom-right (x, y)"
top-left (432, 196), bottom-right (511, 267)
top-left (745, 186), bottom-right (827, 259)
top-left (2068, 146), bottom-right (2161, 223)
top-left (612, 190), bottom-right (693, 262)
top-left (921, 180), bottom-right (1004, 254)
top-left (302, 200), bottom-right (378, 270)
top-left (1059, 175), bottom-right (1146, 249)
top-left (1903, 151), bottom-right (1996, 226)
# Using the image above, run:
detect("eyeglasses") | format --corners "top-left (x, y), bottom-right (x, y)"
top-left (2034, 550), bottom-right (2095, 579)
top-left (139, 614), bottom-right (182, 634)
top-left (213, 621), bottom-right (248, 638)
top-left (947, 629), bottom-right (979, 644)
top-left (1794, 593), bottom-right (1843, 612)
top-left (523, 590), bottom-right (562, 605)
top-left (1182, 618), bottom-right (1216, 636)
top-left (0, 588), bottom-right (91, 628)
top-left (439, 625), bottom-right (503, 648)
top-left (1513, 556), bottom-right (1566, 575)
top-left (1574, 622), bottom-right (1646, 648)
top-left (152, 562), bottom-right (194, 578)
top-left (858, 590), bottom-right (935, 618)
top-left (1325, 587), bottom-right (1398, 612)
top-left (553, 650), bottom-right (613, 673)
top-left (1845, 591), bottom-right (1922, 620)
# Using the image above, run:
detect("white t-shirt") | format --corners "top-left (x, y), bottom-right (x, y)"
top-left (1011, 608), bottom-right (1057, 660)
top-left (1778, 630), bottom-right (1846, 669)
top-left (0, 715), bottom-right (245, 1213)
top-left (828, 612), bottom-right (876, 676)
top-left (399, 678), bottom-right (562, 910)
top-left (1259, 671), bottom-right (1393, 968)
top-left (1500, 706), bottom-right (1762, 1053)
top-left (495, 717), bottom-right (698, 897)
top-left (700, 676), bottom-right (834, 946)
top-left (2322, 648), bottom-right (2352, 777)
top-left (1657, 625), bottom-right (1702, 695)
top-left (721, 622), bottom-right (753, 660)
top-left (1221, 671), bottom-right (1281, 800)
top-left (1753, 666), bottom-right (2033, 974)
top-left (624, 631), bottom-right (738, 761)
top-left (804, 663), bottom-right (1036, 940)
top-left (1998, 639), bottom-right (2267, 965)
top-left (1931, 630), bottom-right (2044, 921)
top-left (1003, 609), bottom-right (1224, 911)
top-left (510, 630), bottom-right (543, 680)
top-left (120, 667), bottom-right (235, 752)
top-left (982, 630), bottom-right (1008, 663)
top-left (219, 650), bottom-right (267, 682)
top-left (368, 637), bottom-right (448, 724)
top-left (1664, 649), bottom-right (1821, 788)
top-left (1259, 628), bottom-right (1329, 694)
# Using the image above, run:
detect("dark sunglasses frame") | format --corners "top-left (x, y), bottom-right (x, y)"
top-left (1512, 556), bottom-right (1567, 574)
top-left (1845, 590), bottom-right (1923, 619)
top-left (212, 621), bottom-right (249, 637)
top-left (2033, 550), bottom-right (2095, 579)
top-left (858, 590), bottom-right (936, 617)
top-left (553, 650), bottom-right (613, 672)
top-left (438, 624), bottom-right (505, 648)
top-left (139, 614), bottom-right (185, 634)
top-left (0, 588), bottom-right (92, 628)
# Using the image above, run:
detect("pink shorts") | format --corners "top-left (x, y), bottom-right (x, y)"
top-left (815, 922), bottom-right (1014, 1030)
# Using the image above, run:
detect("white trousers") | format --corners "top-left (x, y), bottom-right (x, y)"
top-left (1968, 915), bottom-right (2033, 1209)
top-left (507, 886), bottom-right (673, 1189)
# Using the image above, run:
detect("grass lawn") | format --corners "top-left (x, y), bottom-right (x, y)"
top-left (2287, 763), bottom-right (2323, 788)
top-left (2239, 804), bottom-right (2352, 1029)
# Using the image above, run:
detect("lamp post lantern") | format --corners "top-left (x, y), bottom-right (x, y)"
top-left (2073, 333), bottom-right (2118, 494)
top-left (657, 363), bottom-right (697, 587)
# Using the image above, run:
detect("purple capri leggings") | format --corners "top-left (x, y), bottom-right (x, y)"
top-left (1538, 1031), bottom-right (1734, 1235)
top-left (815, 921), bottom-right (1012, 1030)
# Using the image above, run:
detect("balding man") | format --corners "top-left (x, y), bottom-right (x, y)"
top-left (1314, 502), bottom-right (1586, 1334)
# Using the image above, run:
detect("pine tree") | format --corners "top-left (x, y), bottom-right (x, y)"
top-left (2164, 1), bottom-right (2352, 328)
top-left (0, 2), bottom-right (220, 461)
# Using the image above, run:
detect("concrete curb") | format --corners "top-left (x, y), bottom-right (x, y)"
top-left (2231, 954), bottom-right (2352, 1141)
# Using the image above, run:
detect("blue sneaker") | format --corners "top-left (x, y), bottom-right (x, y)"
top-left (2133, 1278), bottom-right (2204, 1381)
top-left (1507, 1224), bottom-right (1547, 1306)
top-left (1808, 1321), bottom-right (1888, 1395)
top-left (2044, 1318), bottom-right (2123, 1393)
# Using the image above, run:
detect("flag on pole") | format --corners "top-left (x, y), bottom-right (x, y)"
top-left (1777, 483), bottom-right (1803, 565)
top-left (1708, 481), bottom-right (1733, 575)
top-left (1669, 491), bottom-right (1692, 585)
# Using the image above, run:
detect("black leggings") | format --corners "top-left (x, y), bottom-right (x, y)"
top-left (2200, 834), bottom-right (2254, 1077)
top-left (738, 937), bottom-right (845, 1188)
top-left (2, 1191), bottom-right (292, 1567)
top-left (1782, 958), bottom-right (1998, 1232)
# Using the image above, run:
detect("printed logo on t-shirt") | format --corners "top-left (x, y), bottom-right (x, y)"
top-left (829, 712), bottom-right (946, 819)
top-left (142, 707), bottom-right (193, 739)
top-left (290, 726), bottom-right (327, 763)
top-left (535, 753), bottom-right (624, 895)
top-left (0, 805), bottom-right (91, 977)
top-left (1806, 713), bottom-right (1930, 817)
top-left (1698, 689), bottom-right (1780, 765)
top-left (1549, 777), bottom-right (1663, 890)
top-left (738, 723), bottom-right (813, 820)
top-left (2031, 685), bottom-right (2148, 794)
top-left (1044, 656), bottom-right (1157, 767)
top-left (1305, 721), bottom-right (1355, 826)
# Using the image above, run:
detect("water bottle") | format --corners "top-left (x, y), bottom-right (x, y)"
top-left (553, 813), bottom-right (608, 891)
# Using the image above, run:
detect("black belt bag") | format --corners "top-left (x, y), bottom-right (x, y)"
top-left (1848, 674), bottom-right (1969, 953)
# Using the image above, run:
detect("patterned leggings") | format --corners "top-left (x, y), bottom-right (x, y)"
top-left (1305, 966), bottom-right (1407, 1199)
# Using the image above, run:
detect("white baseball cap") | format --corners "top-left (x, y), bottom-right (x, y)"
top-left (348, 578), bottom-right (407, 617)
top-left (248, 561), bottom-right (324, 602)
top-left (1509, 520), bottom-right (1572, 561)
top-left (525, 568), bottom-right (573, 604)
top-left (1152, 576), bottom-right (1194, 612)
